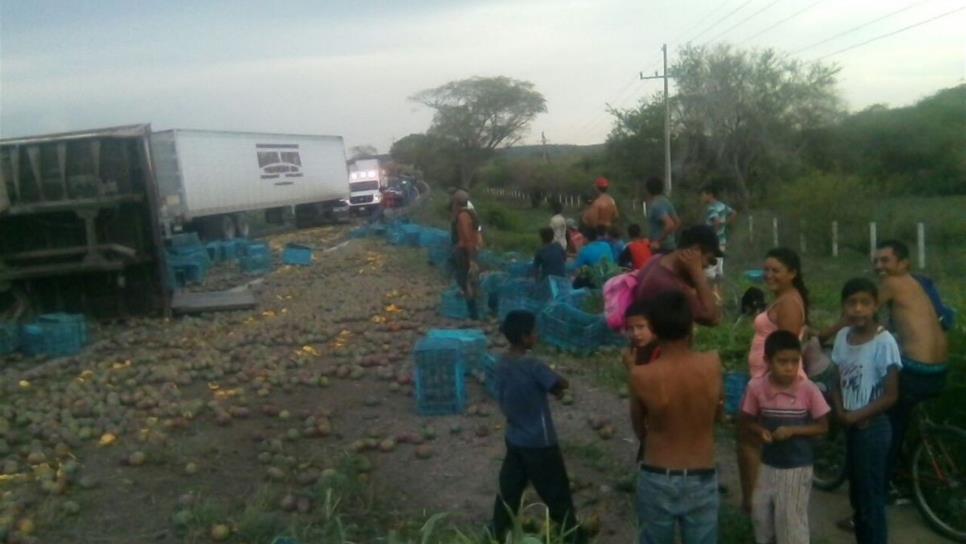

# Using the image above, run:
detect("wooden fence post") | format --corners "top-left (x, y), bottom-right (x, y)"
top-left (772, 217), bottom-right (779, 247)
top-left (917, 222), bottom-right (926, 269)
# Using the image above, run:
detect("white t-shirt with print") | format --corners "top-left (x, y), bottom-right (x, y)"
top-left (831, 327), bottom-right (902, 411)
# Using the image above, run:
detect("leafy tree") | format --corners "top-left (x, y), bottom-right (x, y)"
top-left (389, 133), bottom-right (460, 186)
top-left (348, 144), bottom-right (378, 159)
top-left (607, 45), bottom-right (841, 205)
top-left (411, 76), bottom-right (547, 187)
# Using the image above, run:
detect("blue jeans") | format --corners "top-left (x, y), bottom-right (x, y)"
top-left (636, 469), bottom-right (718, 544)
top-left (847, 415), bottom-right (891, 544)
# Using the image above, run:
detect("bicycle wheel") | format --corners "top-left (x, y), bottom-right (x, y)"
top-left (912, 424), bottom-right (966, 542)
top-left (813, 421), bottom-right (848, 491)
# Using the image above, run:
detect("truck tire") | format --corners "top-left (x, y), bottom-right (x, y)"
top-left (233, 214), bottom-right (250, 239)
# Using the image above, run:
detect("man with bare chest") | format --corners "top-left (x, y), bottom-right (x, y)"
top-left (874, 240), bottom-right (949, 488)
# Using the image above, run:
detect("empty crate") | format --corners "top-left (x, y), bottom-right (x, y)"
top-left (21, 313), bottom-right (88, 358)
top-left (426, 328), bottom-right (487, 374)
top-left (413, 336), bottom-right (467, 416)
top-left (282, 244), bottom-right (313, 266)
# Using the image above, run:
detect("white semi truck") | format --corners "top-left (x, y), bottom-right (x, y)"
top-left (346, 157), bottom-right (387, 213)
top-left (151, 129), bottom-right (350, 239)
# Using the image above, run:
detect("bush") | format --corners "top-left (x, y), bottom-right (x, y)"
top-left (482, 208), bottom-right (519, 231)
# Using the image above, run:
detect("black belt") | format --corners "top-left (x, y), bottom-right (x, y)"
top-left (639, 464), bottom-right (716, 477)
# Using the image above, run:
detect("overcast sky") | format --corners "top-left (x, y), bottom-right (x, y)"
top-left (1, 0), bottom-right (963, 150)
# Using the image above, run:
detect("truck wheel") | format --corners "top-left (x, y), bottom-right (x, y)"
top-left (220, 215), bottom-right (237, 240)
top-left (233, 214), bottom-right (250, 239)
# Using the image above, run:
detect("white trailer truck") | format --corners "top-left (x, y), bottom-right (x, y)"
top-left (151, 129), bottom-right (350, 239)
top-left (346, 157), bottom-right (387, 214)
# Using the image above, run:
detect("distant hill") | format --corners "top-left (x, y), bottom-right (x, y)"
top-left (498, 143), bottom-right (605, 160)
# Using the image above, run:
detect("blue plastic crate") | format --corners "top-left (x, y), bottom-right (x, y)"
top-left (167, 251), bottom-right (210, 287)
top-left (537, 302), bottom-right (609, 354)
top-left (440, 287), bottom-right (487, 320)
top-left (205, 241), bottom-right (224, 263)
top-left (243, 242), bottom-right (270, 258)
top-left (0, 322), bottom-right (19, 355)
top-left (419, 228), bottom-right (449, 248)
top-left (240, 253), bottom-right (273, 275)
top-left (387, 225), bottom-right (407, 246)
top-left (496, 279), bottom-right (544, 321)
top-left (427, 243), bottom-right (452, 269)
top-left (169, 232), bottom-right (202, 248)
top-left (426, 329), bottom-right (487, 374)
top-left (221, 239), bottom-right (248, 261)
top-left (724, 372), bottom-right (750, 415)
top-left (282, 244), bottom-right (313, 266)
top-left (21, 314), bottom-right (88, 358)
top-left (413, 337), bottom-right (467, 416)
top-left (506, 261), bottom-right (534, 278)
top-left (400, 224), bottom-right (423, 247)
top-left (744, 269), bottom-right (765, 283)
top-left (532, 275), bottom-right (572, 302)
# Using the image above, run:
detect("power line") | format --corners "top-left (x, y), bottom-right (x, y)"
top-left (743, 0), bottom-right (824, 42)
top-left (672, 0), bottom-right (737, 45)
top-left (705, 0), bottom-right (785, 44)
top-left (816, 4), bottom-right (966, 60)
top-left (793, 0), bottom-right (934, 54)
top-left (686, 0), bottom-right (755, 44)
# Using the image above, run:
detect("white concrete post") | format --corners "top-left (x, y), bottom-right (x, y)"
top-left (832, 221), bottom-right (839, 257)
top-left (772, 217), bottom-right (779, 247)
top-left (917, 222), bottom-right (926, 269)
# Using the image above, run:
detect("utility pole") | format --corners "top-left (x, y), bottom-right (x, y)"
top-left (640, 44), bottom-right (673, 196)
top-left (541, 131), bottom-right (550, 164)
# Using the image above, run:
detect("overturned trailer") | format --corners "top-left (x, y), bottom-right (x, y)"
top-left (0, 124), bottom-right (170, 318)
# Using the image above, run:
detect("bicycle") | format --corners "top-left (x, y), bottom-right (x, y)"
top-left (811, 401), bottom-right (966, 542)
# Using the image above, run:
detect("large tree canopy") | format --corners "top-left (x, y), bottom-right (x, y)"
top-left (411, 76), bottom-right (547, 186)
top-left (607, 44), bottom-right (841, 205)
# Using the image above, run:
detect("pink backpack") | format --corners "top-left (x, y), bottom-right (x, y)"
top-left (603, 271), bottom-right (639, 331)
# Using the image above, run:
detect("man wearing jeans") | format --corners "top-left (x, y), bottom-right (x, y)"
top-left (630, 290), bottom-right (723, 543)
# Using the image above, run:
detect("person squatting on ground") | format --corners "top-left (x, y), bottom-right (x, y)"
top-left (831, 278), bottom-right (901, 544)
top-left (629, 290), bottom-right (723, 544)
top-left (738, 247), bottom-right (810, 512)
top-left (450, 190), bottom-right (481, 319)
top-left (581, 176), bottom-right (619, 231)
top-left (490, 310), bottom-right (587, 544)
top-left (740, 330), bottom-right (830, 544)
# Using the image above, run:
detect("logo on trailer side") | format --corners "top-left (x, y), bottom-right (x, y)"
top-left (256, 144), bottom-right (303, 185)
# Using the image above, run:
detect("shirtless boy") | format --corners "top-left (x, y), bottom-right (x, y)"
top-left (630, 290), bottom-right (723, 544)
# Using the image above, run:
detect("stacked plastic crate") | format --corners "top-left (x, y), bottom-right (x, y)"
top-left (440, 287), bottom-right (488, 320)
top-left (538, 302), bottom-right (611, 355)
top-left (481, 352), bottom-right (500, 399)
top-left (496, 278), bottom-right (543, 321)
top-left (166, 235), bottom-right (211, 287)
top-left (425, 329), bottom-right (487, 375)
top-left (413, 336), bottom-right (468, 416)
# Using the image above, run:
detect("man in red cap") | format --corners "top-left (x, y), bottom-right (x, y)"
top-left (581, 177), bottom-right (619, 230)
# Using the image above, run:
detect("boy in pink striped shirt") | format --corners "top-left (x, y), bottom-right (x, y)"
top-left (741, 330), bottom-right (830, 544)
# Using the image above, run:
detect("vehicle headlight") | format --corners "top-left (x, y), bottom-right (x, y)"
top-left (372, 192), bottom-right (382, 202)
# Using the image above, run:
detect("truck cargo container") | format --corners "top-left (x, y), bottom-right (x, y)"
top-left (151, 129), bottom-right (350, 238)
top-left (0, 124), bottom-right (170, 317)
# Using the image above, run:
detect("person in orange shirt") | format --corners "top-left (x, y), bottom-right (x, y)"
top-left (451, 190), bottom-right (481, 319)
top-left (581, 177), bottom-right (619, 230)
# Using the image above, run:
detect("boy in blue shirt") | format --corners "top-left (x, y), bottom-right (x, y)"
top-left (832, 278), bottom-right (901, 544)
top-left (491, 310), bottom-right (586, 544)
